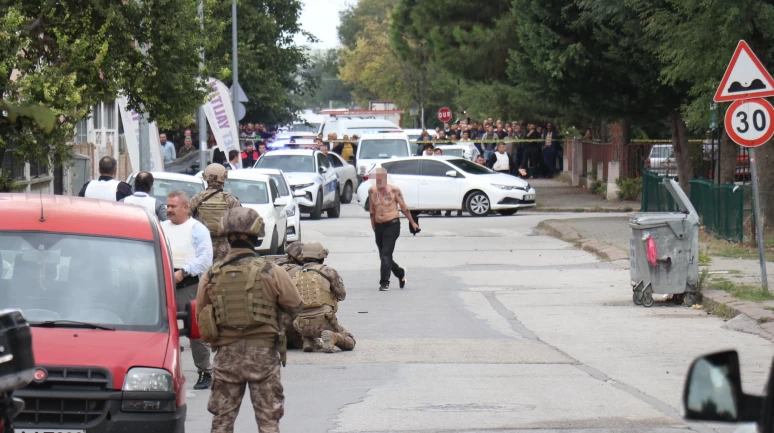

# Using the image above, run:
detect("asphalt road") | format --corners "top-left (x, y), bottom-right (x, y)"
top-left (181, 203), bottom-right (774, 433)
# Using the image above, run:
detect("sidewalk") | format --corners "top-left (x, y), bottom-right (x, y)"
top-left (539, 215), bottom-right (774, 341)
top-left (527, 177), bottom-right (640, 212)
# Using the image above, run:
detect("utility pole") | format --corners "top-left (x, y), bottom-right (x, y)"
top-left (137, 47), bottom-right (151, 171)
top-left (232, 0), bottom-right (239, 133)
top-left (198, 0), bottom-right (208, 171)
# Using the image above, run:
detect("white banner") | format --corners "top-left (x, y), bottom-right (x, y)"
top-left (117, 96), bottom-right (164, 173)
top-left (203, 78), bottom-right (242, 168)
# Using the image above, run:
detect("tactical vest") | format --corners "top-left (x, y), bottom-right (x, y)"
top-left (293, 265), bottom-right (337, 312)
top-left (210, 258), bottom-right (277, 336)
top-left (196, 190), bottom-right (231, 236)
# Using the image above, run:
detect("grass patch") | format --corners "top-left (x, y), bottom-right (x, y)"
top-left (699, 251), bottom-right (712, 266)
top-left (623, 206), bottom-right (633, 212)
top-left (765, 307), bottom-right (774, 312)
top-left (590, 206), bottom-right (603, 212)
top-left (700, 230), bottom-right (774, 261)
top-left (574, 208), bottom-right (585, 213)
top-left (710, 277), bottom-right (774, 302)
top-left (706, 301), bottom-right (736, 319)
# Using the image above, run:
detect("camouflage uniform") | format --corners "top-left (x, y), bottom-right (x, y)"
top-left (276, 243), bottom-right (305, 349)
top-left (196, 208), bottom-right (302, 433)
top-left (190, 164), bottom-right (241, 262)
top-left (292, 243), bottom-right (355, 353)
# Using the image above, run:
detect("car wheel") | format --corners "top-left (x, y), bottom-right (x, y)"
top-left (310, 191), bottom-right (323, 220)
top-left (498, 209), bottom-right (518, 216)
top-left (327, 190), bottom-right (341, 218)
top-left (341, 181), bottom-right (354, 204)
top-left (269, 228), bottom-right (279, 255)
top-left (465, 191), bottom-right (491, 217)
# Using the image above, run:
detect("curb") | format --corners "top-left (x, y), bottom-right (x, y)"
top-left (539, 220), bottom-right (774, 340)
top-left (528, 207), bottom-right (635, 214)
top-left (537, 220), bottom-right (629, 263)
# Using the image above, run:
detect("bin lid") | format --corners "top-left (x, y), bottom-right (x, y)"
top-left (630, 213), bottom-right (687, 227)
top-left (663, 178), bottom-right (698, 218)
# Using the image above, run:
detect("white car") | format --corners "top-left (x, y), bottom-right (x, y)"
top-left (318, 118), bottom-right (401, 138)
top-left (356, 156), bottom-right (536, 216)
top-left (254, 148), bottom-right (341, 220)
top-left (125, 171), bottom-right (204, 203)
top-left (355, 132), bottom-right (412, 184)
top-left (325, 152), bottom-right (358, 203)
top-left (208, 170), bottom-right (290, 254)
top-left (253, 168), bottom-right (304, 243)
top-left (436, 142), bottom-right (480, 161)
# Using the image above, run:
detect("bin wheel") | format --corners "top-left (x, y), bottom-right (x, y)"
top-left (633, 290), bottom-right (643, 306)
top-left (685, 293), bottom-right (697, 307)
top-left (642, 288), bottom-right (654, 308)
top-left (672, 294), bottom-right (685, 305)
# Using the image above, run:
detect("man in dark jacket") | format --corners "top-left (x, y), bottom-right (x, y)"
top-left (241, 142), bottom-right (259, 167)
top-left (519, 124), bottom-right (542, 179)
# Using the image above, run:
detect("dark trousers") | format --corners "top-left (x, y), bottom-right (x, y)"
top-left (521, 145), bottom-right (542, 177)
top-left (176, 278), bottom-right (212, 373)
top-left (374, 219), bottom-right (404, 286)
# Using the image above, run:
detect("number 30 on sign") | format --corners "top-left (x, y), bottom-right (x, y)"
top-left (725, 98), bottom-right (774, 147)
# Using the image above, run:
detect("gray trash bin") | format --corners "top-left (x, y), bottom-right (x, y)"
top-left (630, 178), bottom-right (699, 307)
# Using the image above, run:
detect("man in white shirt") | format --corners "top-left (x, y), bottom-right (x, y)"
top-left (121, 172), bottom-right (167, 221)
top-left (487, 142), bottom-right (511, 174)
top-left (163, 190), bottom-right (213, 390)
top-left (78, 156), bottom-right (133, 201)
top-left (160, 133), bottom-right (176, 163)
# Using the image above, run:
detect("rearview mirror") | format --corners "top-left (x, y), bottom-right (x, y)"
top-left (274, 197), bottom-right (288, 207)
top-left (179, 301), bottom-right (199, 339)
top-left (683, 350), bottom-right (761, 423)
top-left (22, 250), bottom-right (60, 265)
top-left (445, 170), bottom-right (458, 178)
top-left (293, 190), bottom-right (306, 198)
top-left (319, 166), bottom-right (328, 173)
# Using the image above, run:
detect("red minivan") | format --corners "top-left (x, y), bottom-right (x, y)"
top-left (0, 194), bottom-right (192, 433)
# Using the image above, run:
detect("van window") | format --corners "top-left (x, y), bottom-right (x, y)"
top-left (359, 139), bottom-right (409, 159)
top-left (224, 179), bottom-right (270, 204)
top-left (0, 232), bottom-right (162, 330)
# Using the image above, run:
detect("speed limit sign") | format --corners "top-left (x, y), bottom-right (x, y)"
top-left (725, 98), bottom-right (774, 147)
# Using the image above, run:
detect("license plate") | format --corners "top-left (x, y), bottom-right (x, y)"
top-left (524, 194), bottom-right (535, 201)
top-left (17, 430), bottom-right (85, 433)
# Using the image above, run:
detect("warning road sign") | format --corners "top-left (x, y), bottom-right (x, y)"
top-left (714, 40), bottom-right (774, 103)
top-left (725, 98), bottom-right (774, 147)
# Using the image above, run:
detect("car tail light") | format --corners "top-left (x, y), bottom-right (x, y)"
top-left (646, 158), bottom-right (651, 168)
top-left (363, 174), bottom-right (369, 180)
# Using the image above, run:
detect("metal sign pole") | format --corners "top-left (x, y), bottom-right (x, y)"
top-left (198, 0), bottom-right (208, 171)
top-left (749, 147), bottom-right (769, 291)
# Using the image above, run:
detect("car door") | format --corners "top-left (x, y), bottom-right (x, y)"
top-left (327, 153), bottom-right (347, 194)
top-left (316, 152), bottom-right (337, 205)
top-left (419, 160), bottom-right (462, 210)
top-left (269, 179), bottom-right (288, 240)
top-left (379, 160), bottom-right (420, 209)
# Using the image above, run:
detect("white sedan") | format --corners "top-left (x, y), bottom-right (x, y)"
top-left (126, 172), bottom-right (204, 203)
top-left (325, 152), bottom-right (358, 203)
top-left (356, 156), bottom-right (536, 216)
top-left (253, 168), bottom-right (304, 243)
top-left (202, 170), bottom-right (289, 254)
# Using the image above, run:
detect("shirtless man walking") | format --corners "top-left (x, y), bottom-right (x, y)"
top-left (368, 167), bottom-right (420, 291)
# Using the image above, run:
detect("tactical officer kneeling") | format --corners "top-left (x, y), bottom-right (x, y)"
top-left (293, 242), bottom-right (356, 353)
top-left (196, 207), bottom-right (302, 433)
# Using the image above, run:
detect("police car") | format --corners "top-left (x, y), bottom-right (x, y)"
top-left (253, 149), bottom-right (341, 220)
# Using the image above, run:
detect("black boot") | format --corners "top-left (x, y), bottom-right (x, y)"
top-left (194, 371), bottom-right (212, 390)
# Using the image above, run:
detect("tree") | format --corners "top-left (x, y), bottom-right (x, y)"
top-left (0, 0), bottom-right (207, 191)
top-left (648, 0), bottom-right (774, 223)
top-left (295, 49), bottom-right (353, 110)
top-left (205, 0), bottom-right (317, 126)
top-left (338, 0), bottom-right (397, 50)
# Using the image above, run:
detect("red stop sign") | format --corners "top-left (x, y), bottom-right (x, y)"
top-left (438, 107), bottom-right (453, 123)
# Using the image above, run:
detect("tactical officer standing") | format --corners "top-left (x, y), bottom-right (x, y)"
top-left (292, 242), bottom-right (356, 353)
top-left (196, 208), bottom-right (302, 433)
top-left (190, 164), bottom-right (241, 262)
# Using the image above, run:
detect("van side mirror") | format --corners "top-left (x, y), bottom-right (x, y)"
top-left (683, 350), bottom-right (763, 423)
top-left (178, 301), bottom-right (200, 340)
top-left (274, 197), bottom-right (288, 207)
top-left (445, 170), bottom-right (458, 178)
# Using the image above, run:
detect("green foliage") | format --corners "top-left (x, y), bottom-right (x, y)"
top-left (616, 177), bottom-right (642, 201)
top-left (711, 277), bottom-right (774, 302)
top-left (295, 49), bottom-right (353, 109)
top-left (0, 0), bottom-right (206, 188)
top-left (205, 0), bottom-right (317, 126)
top-left (590, 180), bottom-right (606, 195)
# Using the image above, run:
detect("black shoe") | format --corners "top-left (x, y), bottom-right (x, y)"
top-left (400, 268), bottom-right (407, 289)
top-left (194, 372), bottom-right (212, 390)
top-left (379, 284), bottom-right (390, 291)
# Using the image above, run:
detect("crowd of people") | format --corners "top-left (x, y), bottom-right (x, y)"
top-left (416, 118), bottom-right (564, 179)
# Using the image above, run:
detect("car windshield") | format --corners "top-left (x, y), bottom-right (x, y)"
top-left (448, 158), bottom-right (493, 174)
top-left (224, 179), bottom-right (270, 204)
top-left (127, 177), bottom-right (203, 203)
top-left (359, 139), bottom-right (409, 159)
top-left (0, 232), bottom-right (162, 330)
top-left (255, 155), bottom-right (315, 173)
top-left (442, 149), bottom-right (465, 158)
